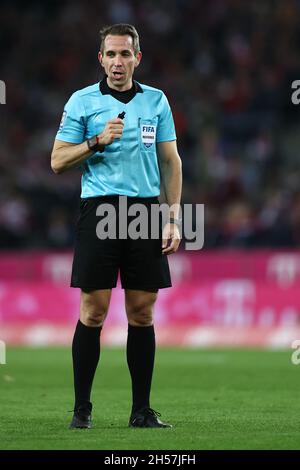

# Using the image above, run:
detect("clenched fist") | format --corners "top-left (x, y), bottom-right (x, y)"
top-left (97, 118), bottom-right (124, 146)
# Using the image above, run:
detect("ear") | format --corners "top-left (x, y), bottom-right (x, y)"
top-left (98, 51), bottom-right (103, 67)
top-left (134, 51), bottom-right (142, 69)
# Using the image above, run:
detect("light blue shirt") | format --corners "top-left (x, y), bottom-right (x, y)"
top-left (56, 80), bottom-right (176, 198)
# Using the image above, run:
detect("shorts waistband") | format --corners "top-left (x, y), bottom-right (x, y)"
top-left (80, 196), bottom-right (159, 205)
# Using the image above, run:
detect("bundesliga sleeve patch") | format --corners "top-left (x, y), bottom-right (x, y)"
top-left (141, 124), bottom-right (156, 148)
top-left (59, 110), bottom-right (67, 130)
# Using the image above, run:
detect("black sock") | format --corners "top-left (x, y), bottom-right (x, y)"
top-left (72, 320), bottom-right (101, 409)
top-left (126, 324), bottom-right (155, 414)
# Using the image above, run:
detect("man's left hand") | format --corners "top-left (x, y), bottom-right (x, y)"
top-left (162, 223), bottom-right (181, 255)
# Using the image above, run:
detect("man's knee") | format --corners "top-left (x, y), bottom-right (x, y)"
top-left (80, 289), bottom-right (111, 327)
top-left (128, 308), bottom-right (153, 326)
top-left (80, 307), bottom-right (108, 327)
top-left (126, 291), bottom-right (157, 327)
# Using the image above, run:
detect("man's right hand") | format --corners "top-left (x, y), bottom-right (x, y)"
top-left (97, 118), bottom-right (124, 146)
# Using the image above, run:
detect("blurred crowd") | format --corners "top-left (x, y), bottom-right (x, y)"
top-left (1, 0), bottom-right (300, 250)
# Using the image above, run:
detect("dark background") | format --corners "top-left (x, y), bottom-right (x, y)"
top-left (1, 0), bottom-right (300, 250)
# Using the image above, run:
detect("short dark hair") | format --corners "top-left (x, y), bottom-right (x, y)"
top-left (99, 24), bottom-right (140, 56)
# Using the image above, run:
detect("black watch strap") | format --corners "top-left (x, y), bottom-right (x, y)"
top-left (169, 217), bottom-right (181, 227)
top-left (87, 136), bottom-right (105, 152)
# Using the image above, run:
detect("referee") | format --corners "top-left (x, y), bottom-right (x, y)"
top-left (51, 24), bottom-right (182, 429)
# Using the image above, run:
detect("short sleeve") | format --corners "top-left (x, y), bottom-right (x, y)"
top-left (156, 93), bottom-right (177, 143)
top-left (55, 92), bottom-right (86, 143)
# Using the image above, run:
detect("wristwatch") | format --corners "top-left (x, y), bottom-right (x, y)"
top-left (169, 217), bottom-right (182, 227)
top-left (87, 135), bottom-right (105, 152)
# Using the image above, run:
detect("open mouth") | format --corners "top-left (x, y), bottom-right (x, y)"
top-left (112, 71), bottom-right (124, 79)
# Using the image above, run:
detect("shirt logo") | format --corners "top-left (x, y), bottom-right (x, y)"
top-left (141, 125), bottom-right (156, 148)
top-left (59, 110), bottom-right (67, 130)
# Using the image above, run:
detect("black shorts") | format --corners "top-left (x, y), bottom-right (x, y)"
top-left (70, 196), bottom-right (172, 290)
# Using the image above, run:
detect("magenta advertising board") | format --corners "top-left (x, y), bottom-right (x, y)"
top-left (1, 251), bottom-right (300, 347)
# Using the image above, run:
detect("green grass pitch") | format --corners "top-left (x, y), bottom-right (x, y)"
top-left (0, 347), bottom-right (300, 450)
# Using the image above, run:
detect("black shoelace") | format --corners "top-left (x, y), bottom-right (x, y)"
top-left (144, 408), bottom-right (161, 417)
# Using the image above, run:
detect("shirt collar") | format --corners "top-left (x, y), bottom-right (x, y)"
top-left (99, 75), bottom-right (143, 95)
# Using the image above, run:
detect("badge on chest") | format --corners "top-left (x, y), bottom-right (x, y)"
top-left (141, 124), bottom-right (156, 148)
